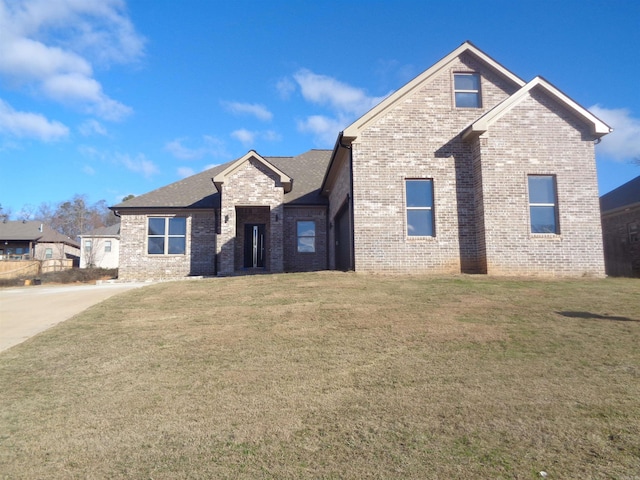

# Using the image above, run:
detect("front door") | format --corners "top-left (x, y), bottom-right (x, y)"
top-left (244, 224), bottom-right (265, 268)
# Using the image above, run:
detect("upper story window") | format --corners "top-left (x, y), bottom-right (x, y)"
top-left (528, 175), bottom-right (559, 234)
top-left (406, 179), bottom-right (435, 237)
top-left (148, 217), bottom-right (186, 255)
top-left (84, 240), bottom-right (92, 252)
top-left (454, 73), bottom-right (481, 108)
top-left (45, 248), bottom-right (53, 259)
top-left (297, 221), bottom-right (316, 253)
top-left (105, 240), bottom-right (112, 253)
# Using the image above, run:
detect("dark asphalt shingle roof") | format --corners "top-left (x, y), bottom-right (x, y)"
top-left (600, 175), bottom-right (640, 213)
top-left (0, 221), bottom-right (80, 247)
top-left (80, 223), bottom-right (121, 237)
top-left (112, 149), bottom-right (332, 210)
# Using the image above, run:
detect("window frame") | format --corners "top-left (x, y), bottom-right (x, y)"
top-left (296, 220), bottom-right (316, 253)
top-left (147, 216), bottom-right (187, 255)
top-left (104, 240), bottom-right (112, 253)
top-left (454, 72), bottom-right (482, 108)
top-left (528, 175), bottom-right (559, 235)
top-left (45, 248), bottom-right (53, 259)
top-left (84, 239), bottom-right (92, 252)
top-left (405, 178), bottom-right (435, 237)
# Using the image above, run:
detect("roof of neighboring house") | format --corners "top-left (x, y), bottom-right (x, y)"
top-left (0, 221), bottom-right (80, 247)
top-left (600, 175), bottom-right (640, 213)
top-left (79, 223), bottom-right (121, 238)
top-left (111, 149), bottom-right (333, 210)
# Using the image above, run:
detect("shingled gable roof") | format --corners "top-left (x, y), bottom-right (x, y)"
top-left (341, 40), bottom-right (526, 140)
top-left (79, 223), bottom-right (121, 237)
top-left (213, 150), bottom-right (292, 193)
top-left (111, 149), bottom-right (332, 211)
top-left (600, 175), bottom-right (640, 213)
top-left (462, 76), bottom-right (612, 141)
top-left (321, 41), bottom-right (527, 196)
top-left (0, 221), bottom-right (79, 247)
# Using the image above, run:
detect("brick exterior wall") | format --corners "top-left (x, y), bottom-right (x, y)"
top-left (350, 54), bottom-right (518, 273)
top-left (118, 211), bottom-right (216, 281)
top-left (347, 53), bottom-right (604, 276)
top-left (283, 206), bottom-right (328, 272)
top-left (327, 153), bottom-right (352, 270)
top-left (475, 90), bottom-right (605, 276)
top-left (601, 206), bottom-right (640, 277)
top-left (217, 158), bottom-right (285, 275)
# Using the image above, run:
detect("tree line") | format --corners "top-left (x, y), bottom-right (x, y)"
top-left (1, 194), bottom-right (134, 240)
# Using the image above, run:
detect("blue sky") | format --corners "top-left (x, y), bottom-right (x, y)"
top-left (1, 0), bottom-right (639, 218)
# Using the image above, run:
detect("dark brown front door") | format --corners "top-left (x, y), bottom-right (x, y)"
top-left (244, 224), bottom-right (265, 268)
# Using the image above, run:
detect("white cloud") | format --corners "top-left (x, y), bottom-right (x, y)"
top-left (116, 152), bottom-right (158, 178)
top-left (297, 115), bottom-right (347, 147)
top-left (79, 118), bottom-right (107, 136)
top-left (82, 164), bottom-right (96, 175)
top-left (165, 136), bottom-right (228, 160)
top-left (0, 0), bottom-right (144, 124)
top-left (231, 128), bottom-right (255, 146)
top-left (177, 167), bottom-right (195, 178)
top-left (276, 77), bottom-right (295, 99)
top-left (230, 128), bottom-right (282, 147)
top-left (293, 69), bottom-right (389, 116)
top-left (590, 105), bottom-right (640, 161)
top-left (222, 101), bottom-right (273, 121)
top-left (286, 68), bottom-right (392, 146)
top-left (0, 98), bottom-right (68, 141)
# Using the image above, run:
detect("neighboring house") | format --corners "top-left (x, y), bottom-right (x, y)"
top-left (78, 223), bottom-right (121, 269)
top-left (600, 176), bottom-right (640, 277)
top-left (112, 41), bottom-right (611, 280)
top-left (0, 220), bottom-right (80, 262)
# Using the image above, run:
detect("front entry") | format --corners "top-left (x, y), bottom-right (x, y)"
top-left (243, 224), bottom-right (265, 268)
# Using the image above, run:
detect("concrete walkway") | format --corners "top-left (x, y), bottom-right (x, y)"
top-left (0, 282), bottom-right (150, 352)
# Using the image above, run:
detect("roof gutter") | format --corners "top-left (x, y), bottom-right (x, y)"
top-left (320, 131), bottom-right (353, 196)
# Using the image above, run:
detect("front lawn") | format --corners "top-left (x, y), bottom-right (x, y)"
top-left (1, 273), bottom-right (638, 479)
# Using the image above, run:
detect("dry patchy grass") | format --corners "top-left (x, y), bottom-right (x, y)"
top-left (1, 273), bottom-right (639, 479)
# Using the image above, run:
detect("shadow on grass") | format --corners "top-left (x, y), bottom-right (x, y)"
top-left (556, 311), bottom-right (639, 323)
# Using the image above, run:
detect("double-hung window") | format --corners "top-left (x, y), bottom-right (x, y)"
top-left (297, 221), bottom-right (316, 253)
top-left (147, 217), bottom-right (186, 255)
top-left (528, 175), bottom-right (559, 234)
top-left (84, 240), bottom-right (92, 252)
top-left (454, 73), bottom-right (481, 108)
top-left (406, 179), bottom-right (435, 237)
top-left (105, 240), bottom-right (112, 253)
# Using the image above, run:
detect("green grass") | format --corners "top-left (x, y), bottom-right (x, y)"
top-left (1, 273), bottom-right (639, 479)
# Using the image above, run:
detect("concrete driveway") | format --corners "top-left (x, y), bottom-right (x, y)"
top-left (0, 282), bottom-right (151, 352)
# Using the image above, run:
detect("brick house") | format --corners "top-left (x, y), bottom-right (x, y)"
top-left (600, 176), bottom-right (640, 277)
top-left (112, 42), bottom-right (611, 280)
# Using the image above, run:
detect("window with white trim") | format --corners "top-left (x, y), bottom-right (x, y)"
top-left (105, 240), bottom-right (112, 253)
top-left (528, 175), bottom-right (559, 234)
top-left (406, 179), bottom-right (435, 236)
top-left (45, 248), bottom-right (53, 259)
top-left (454, 73), bottom-right (481, 108)
top-left (297, 221), bottom-right (316, 253)
top-left (84, 240), bottom-right (92, 252)
top-left (147, 217), bottom-right (186, 255)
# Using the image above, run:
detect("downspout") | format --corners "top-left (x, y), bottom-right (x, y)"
top-left (348, 146), bottom-right (355, 271)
